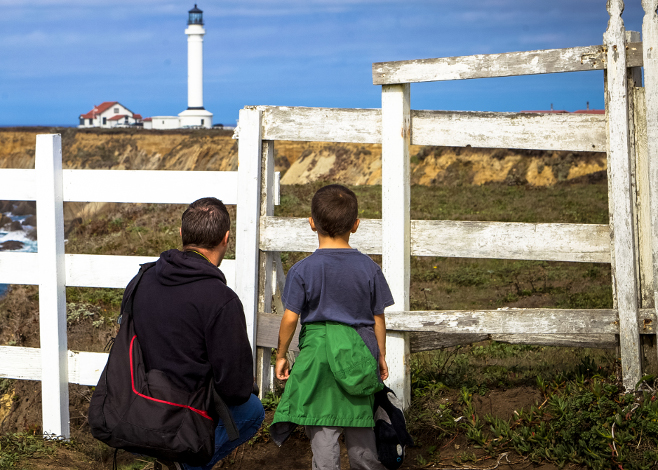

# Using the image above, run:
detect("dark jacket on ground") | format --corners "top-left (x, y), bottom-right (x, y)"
top-left (127, 249), bottom-right (253, 406)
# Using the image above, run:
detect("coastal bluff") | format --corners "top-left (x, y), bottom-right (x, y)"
top-left (1, 127), bottom-right (606, 190)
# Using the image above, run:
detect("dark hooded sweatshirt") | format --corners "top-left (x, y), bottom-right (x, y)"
top-left (128, 249), bottom-right (254, 406)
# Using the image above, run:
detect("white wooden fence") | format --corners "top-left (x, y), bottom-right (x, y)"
top-left (243, 0), bottom-right (658, 407)
top-left (0, 134), bottom-right (259, 438)
top-left (2, 0), bottom-right (658, 438)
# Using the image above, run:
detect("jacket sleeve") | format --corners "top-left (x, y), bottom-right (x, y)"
top-left (205, 295), bottom-right (255, 406)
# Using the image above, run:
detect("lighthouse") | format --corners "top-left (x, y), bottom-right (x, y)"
top-left (178, 4), bottom-right (213, 128)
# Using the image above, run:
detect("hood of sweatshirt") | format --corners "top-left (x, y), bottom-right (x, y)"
top-left (155, 249), bottom-right (226, 286)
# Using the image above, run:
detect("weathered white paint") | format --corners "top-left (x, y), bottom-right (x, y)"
top-left (235, 109), bottom-right (262, 356)
top-left (251, 105), bottom-right (606, 153)
top-left (0, 346), bottom-right (108, 386)
top-left (385, 308), bottom-right (657, 335)
top-left (260, 217), bottom-right (379, 253)
top-left (35, 134), bottom-right (69, 439)
top-left (411, 110), bottom-right (606, 152)
top-left (381, 84), bottom-right (411, 408)
top-left (633, 87), bottom-right (653, 307)
top-left (604, 1), bottom-right (642, 390)
top-left (411, 220), bottom-right (611, 263)
top-left (0, 169), bottom-right (37, 200)
top-left (260, 217), bottom-right (612, 263)
top-left (62, 170), bottom-right (238, 204)
top-left (257, 106), bottom-right (381, 144)
top-left (642, 0), bottom-right (658, 366)
top-left (256, 141), bottom-right (275, 398)
top-left (372, 43), bottom-right (643, 85)
top-left (0, 253), bottom-right (235, 290)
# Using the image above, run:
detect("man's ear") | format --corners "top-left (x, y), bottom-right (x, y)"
top-left (351, 219), bottom-right (360, 233)
top-left (308, 217), bottom-right (317, 232)
top-left (222, 231), bottom-right (230, 245)
top-left (179, 227), bottom-right (182, 238)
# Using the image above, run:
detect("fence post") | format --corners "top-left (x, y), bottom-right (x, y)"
top-left (256, 140), bottom-right (275, 398)
top-left (381, 83), bottom-right (411, 408)
top-left (604, 0), bottom-right (642, 390)
top-left (641, 0), bottom-right (658, 371)
top-left (35, 134), bottom-right (70, 438)
top-left (235, 109), bottom-right (263, 363)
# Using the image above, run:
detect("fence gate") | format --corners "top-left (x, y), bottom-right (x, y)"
top-left (246, 0), bottom-right (658, 408)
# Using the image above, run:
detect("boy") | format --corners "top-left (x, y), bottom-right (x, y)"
top-left (271, 184), bottom-right (394, 470)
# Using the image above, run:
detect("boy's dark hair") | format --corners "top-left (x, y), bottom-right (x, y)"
top-left (311, 184), bottom-right (358, 238)
top-left (181, 197), bottom-right (230, 249)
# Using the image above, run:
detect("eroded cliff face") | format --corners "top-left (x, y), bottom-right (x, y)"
top-left (1, 128), bottom-right (607, 187)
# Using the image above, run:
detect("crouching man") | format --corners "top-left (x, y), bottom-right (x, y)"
top-left (133, 197), bottom-right (264, 470)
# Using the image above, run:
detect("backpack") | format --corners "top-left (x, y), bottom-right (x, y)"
top-left (373, 386), bottom-right (414, 470)
top-left (89, 263), bottom-right (237, 466)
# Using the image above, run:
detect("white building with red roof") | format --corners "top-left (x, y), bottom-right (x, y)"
top-left (78, 101), bottom-right (142, 128)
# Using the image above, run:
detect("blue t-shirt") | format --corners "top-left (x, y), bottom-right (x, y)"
top-left (282, 248), bottom-right (394, 326)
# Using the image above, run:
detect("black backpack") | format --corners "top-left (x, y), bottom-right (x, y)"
top-left (373, 386), bottom-right (414, 470)
top-left (89, 263), bottom-right (237, 466)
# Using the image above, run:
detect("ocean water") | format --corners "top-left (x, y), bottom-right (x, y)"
top-left (0, 208), bottom-right (38, 297)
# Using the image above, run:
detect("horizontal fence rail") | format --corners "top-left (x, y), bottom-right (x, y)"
top-left (0, 346), bottom-right (108, 386)
top-left (384, 308), bottom-right (656, 335)
top-left (372, 42), bottom-right (643, 85)
top-left (260, 217), bottom-right (611, 263)
top-left (0, 253), bottom-right (236, 289)
top-left (411, 110), bottom-right (606, 152)
top-left (245, 106), bottom-right (607, 152)
top-left (0, 169), bottom-right (239, 204)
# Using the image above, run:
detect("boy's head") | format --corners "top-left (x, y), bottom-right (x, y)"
top-left (311, 184), bottom-right (358, 238)
top-left (181, 197), bottom-right (230, 249)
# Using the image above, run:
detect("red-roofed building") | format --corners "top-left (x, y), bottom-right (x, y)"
top-left (78, 102), bottom-right (143, 128)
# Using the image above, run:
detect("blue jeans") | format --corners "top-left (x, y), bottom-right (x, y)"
top-left (183, 394), bottom-right (265, 470)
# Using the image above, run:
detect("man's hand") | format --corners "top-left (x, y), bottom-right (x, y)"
top-left (378, 355), bottom-right (389, 381)
top-left (275, 357), bottom-right (290, 381)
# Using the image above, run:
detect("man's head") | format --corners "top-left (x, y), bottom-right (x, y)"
top-left (181, 197), bottom-right (230, 250)
top-left (311, 184), bottom-right (358, 238)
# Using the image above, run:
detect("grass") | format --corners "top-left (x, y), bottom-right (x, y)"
top-left (0, 180), bottom-right (632, 469)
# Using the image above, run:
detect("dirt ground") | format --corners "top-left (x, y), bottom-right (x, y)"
top-left (0, 377), bottom-right (586, 470)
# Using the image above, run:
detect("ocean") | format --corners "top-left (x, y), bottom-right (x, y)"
top-left (0, 207), bottom-right (38, 297)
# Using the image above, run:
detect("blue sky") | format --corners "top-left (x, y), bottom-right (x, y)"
top-left (0, 0), bottom-right (646, 126)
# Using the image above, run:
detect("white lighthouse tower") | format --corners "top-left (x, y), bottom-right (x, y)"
top-left (178, 4), bottom-right (213, 128)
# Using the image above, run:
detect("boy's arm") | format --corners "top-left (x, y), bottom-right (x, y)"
top-left (374, 313), bottom-right (388, 381)
top-left (275, 309), bottom-right (300, 380)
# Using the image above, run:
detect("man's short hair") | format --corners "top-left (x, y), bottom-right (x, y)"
top-left (311, 184), bottom-right (358, 238)
top-left (181, 197), bottom-right (230, 249)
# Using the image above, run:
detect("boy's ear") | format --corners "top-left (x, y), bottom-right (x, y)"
top-left (351, 219), bottom-right (360, 233)
top-left (222, 230), bottom-right (230, 246)
top-left (308, 217), bottom-right (317, 232)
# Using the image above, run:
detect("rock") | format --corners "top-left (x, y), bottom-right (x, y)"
top-left (0, 240), bottom-right (24, 251)
top-left (0, 201), bottom-right (13, 213)
top-left (0, 215), bottom-right (11, 228)
top-left (12, 201), bottom-right (36, 216)
top-left (9, 221), bottom-right (22, 231)
top-left (26, 228), bottom-right (37, 241)
top-left (22, 215), bottom-right (36, 226)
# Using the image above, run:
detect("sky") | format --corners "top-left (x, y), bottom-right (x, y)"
top-left (0, 0), bottom-right (647, 127)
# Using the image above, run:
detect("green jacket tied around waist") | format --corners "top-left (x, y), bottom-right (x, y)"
top-left (272, 321), bottom-right (384, 429)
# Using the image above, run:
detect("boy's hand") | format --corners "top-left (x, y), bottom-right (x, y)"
top-left (275, 357), bottom-right (290, 381)
top-left (378, 355), bottom-right (389, 381)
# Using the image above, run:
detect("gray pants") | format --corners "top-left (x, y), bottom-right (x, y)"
top-left (305, 426), bottom-right (386, 470)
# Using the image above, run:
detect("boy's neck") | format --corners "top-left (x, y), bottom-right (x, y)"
top-left (317, 232), bottom-right (352, 249)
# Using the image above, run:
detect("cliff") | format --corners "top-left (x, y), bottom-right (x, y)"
top-left (0, 127), bottom-right (607, 187)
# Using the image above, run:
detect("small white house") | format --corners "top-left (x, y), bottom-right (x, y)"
top-left (149, 116), bottom-right (181, 130)
top-left (78, 102), bottom-right (142, 128)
